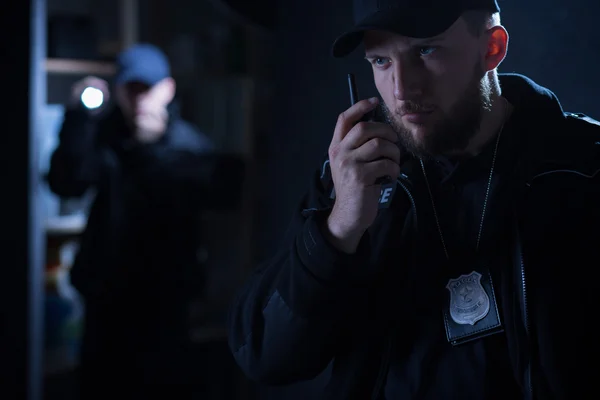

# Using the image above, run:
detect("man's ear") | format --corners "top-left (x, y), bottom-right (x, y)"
top-left (483, 25), bottom-right (509, 71)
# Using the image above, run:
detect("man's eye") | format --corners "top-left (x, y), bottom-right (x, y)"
top-left (419, 47), bottom-right (437, 57)
top-left (374, 58), bottom-right (389, 66)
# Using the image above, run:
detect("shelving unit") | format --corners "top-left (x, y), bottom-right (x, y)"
top-left (46, 0), bottom-right (137, 77)
top-left (44, 0), bottom-right (134, 225)
top-left (45, 214), bottom-right (87, 236)
top-left (42, 0), bottom-right (138, 384)
top-left (45, 58), bottom-right (115, 76)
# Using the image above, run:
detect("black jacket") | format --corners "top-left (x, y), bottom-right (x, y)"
top-left (47, 104), bottom-right (237, 305)
top-left (227, 74), bottom-right (600, 399)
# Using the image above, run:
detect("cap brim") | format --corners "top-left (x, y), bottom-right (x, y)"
top-left (332, 9), bottom-right (462, 58)
top-left (115, 69), bottom-right (161, 86)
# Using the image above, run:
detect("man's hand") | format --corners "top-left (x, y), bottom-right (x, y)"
top-left (324, 97), bottom-right (401, 253)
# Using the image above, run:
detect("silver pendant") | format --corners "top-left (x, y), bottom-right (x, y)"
top-left (446, 271), bottom-right (490, 326)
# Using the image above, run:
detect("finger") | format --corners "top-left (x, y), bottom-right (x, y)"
top-left (360, 159), bottom-right (401, 185)
top-left (353, 137), bottom-right (401, 165)
top-left (343, 121), bottom-right (399, 150)
top-left (84, 76), bottom-right (107, 87)
top-left (83, 78), bottom-right (109, 97)
top-left (331, 97), bottom-right (379, 146)
top-left (93, 82), bottom-right (110, 99)
top-left (74, 77), bottom-right (109, 98)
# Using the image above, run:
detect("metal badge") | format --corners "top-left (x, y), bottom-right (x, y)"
top-left (446, 271), bottom-right (491, 326)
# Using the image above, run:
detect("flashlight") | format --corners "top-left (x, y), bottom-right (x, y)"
top-left (80, 86), bottom-right (104, 110)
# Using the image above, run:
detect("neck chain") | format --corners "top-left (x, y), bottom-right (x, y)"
top-left (419, 105), bottom-right (508, 260)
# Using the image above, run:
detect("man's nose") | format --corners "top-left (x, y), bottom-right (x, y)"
top-left (392, 61), bottom-right (424, 100)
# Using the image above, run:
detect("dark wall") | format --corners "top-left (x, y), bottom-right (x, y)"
top-left (253, 0), bottom-right (600, 398)
top-left (498, 0), bottom-right (600, 113)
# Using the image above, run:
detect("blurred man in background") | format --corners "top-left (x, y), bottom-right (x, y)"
top-left (48, 43), bottom-right (218, 398)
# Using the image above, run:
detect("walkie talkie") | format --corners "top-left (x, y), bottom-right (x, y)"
top-left (347, 73), bottom-right (391, 185)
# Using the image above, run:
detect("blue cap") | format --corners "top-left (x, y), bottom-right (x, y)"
top-left (115, 44), bottom-right (171, 86)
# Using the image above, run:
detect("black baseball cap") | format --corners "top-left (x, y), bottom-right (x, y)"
top-left (115, 43), bottom-right (171, 86)
top-left (332, 0), bottom-right (500, 58)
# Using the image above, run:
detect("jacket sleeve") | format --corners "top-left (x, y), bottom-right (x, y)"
top-left (227, 156), bottom-right (375, 385)
top-left (46, 109), bottom-right (104, 198)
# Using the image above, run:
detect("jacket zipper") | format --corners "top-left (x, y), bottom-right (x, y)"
top-left (520, 250), bottom-right (533, 399)
top-left (369, 178), bottom-right (417, 400)
top-left (516, 178), bottom-right (533, 400)
top-left (397, 177), bottom-right (418, 227)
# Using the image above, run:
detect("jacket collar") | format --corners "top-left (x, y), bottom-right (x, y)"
top-left (398, 73), bottom-right (600, 184)
top-left (500, 74), bottom-right (600, 183)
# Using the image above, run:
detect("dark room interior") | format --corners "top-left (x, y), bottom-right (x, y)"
top-left (2, 0), bottom-right (600, 399)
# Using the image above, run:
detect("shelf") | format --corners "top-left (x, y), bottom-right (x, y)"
top-left (45, 214), bottom-right (87, 236)
top-left (45, 58), bottom-right (116, 76)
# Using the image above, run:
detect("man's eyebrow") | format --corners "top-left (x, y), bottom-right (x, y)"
top-left (364, 52), bottom-right (384, 59)
top-left (415, 36), bottom-right (445, 46)
top-left (364, 35), bottom-right (446, 58)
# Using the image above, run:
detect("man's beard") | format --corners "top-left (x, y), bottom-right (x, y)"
top-left (382, 63), bottom-right (493, 159)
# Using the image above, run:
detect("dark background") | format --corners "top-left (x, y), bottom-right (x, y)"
top-left (3, 0), bottom-right (600, 399)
